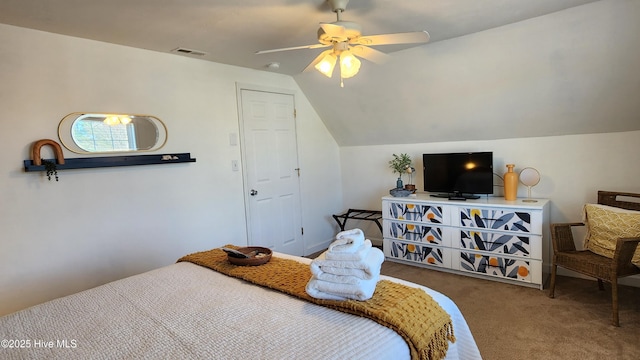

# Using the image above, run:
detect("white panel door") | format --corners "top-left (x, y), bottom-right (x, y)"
top-left (239, 89), bottom-right (303, 256)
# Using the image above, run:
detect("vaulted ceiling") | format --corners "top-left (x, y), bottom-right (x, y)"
top-left (2, 0), bottom-right (638, 146)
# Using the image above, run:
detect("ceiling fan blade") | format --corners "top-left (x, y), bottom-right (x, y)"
top-left (350, 45), bottom-right (390, 65)
top-left (256, 43), bottom-right (329, 55)
top-left (355, 31), bottom-right (430, 46)
top-left (302, 49), bottom-right (333, 73)
top-left (320, 22), bottom-right (346, 38)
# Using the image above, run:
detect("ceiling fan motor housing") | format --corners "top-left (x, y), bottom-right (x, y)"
top-left (317, 21), bottom-right (362, 44)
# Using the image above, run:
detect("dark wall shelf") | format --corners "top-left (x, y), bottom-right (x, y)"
top-left (24, 153), bottom-right (196, 172)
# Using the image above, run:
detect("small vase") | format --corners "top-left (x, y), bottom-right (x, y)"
top-left (396, 177), bottom-right (403, 189)
top-left (504, 164), bottom-right (518, 201)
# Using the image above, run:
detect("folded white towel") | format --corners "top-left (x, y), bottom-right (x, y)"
top-left (305, 275), bottom-right (380, 301)
top-left (312, 270), bottom-right (368, 285)
top-left (325, 239), bottom-right (372, 261)
top-left (329, 228), bottom-right (365, 253)
top-left (310, 247), bottom-right (385, 280)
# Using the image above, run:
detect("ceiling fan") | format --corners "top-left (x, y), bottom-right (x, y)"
top-left (256, 0), bottom-right (430, 87)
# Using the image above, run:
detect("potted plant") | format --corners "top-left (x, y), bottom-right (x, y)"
top-left (389, 153), bottom-right (412, 189)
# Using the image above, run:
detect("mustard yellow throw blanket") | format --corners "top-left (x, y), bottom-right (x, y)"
top-left (178, 247), bottom-right (455, 360)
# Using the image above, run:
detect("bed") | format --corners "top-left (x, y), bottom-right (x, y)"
top-left (0, 251), bottom-right (481, 359)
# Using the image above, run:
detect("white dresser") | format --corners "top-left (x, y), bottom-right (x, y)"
top-left (382, 194), bottom-right (550, 289)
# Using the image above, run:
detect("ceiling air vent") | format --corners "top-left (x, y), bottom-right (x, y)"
top-left (171, 47), bottom-right (207, 56)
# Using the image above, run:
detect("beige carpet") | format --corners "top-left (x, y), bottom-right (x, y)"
top-left (379, 260), bottom-right (640, 360)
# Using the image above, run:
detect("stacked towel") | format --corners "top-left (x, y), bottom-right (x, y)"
top-left (305, 276), bottom-right (379, 301)
top-left (306, 229), bottom-right (384, 301)
top-left (328, 228), bottom-right (365, 253)
top-left (325, 239), bottom-right (372, 261)
top-left (310, 245), bottom-right (383, 280)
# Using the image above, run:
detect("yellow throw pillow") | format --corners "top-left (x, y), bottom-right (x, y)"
top-left (584, 204), bottom-right (640, 267)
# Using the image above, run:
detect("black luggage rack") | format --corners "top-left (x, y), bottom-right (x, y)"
top-left (332, 209), bottom-right (383, 232)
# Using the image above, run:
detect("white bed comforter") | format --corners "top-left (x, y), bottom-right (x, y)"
top-left (0, 253), bottom-right (481, 360)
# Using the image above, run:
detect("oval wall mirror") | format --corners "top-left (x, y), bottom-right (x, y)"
top-left (519, 167), bottom-right (541, 202)
top-left (58, 112), bottom-right (167, 154)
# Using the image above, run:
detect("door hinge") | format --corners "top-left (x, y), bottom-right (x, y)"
top-left (295, 168), bottom-right (300, 177)
top-left (301, 227), bottom-right (304, 235)
top-left (293, 109), bottom-right (297, 118)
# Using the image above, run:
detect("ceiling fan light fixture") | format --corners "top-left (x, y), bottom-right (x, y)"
top-left (315, 52), bottom-right (337, 78)
top-left (339, 50), bottom-right (360, 79)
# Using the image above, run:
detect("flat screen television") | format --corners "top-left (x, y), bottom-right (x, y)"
top-left (423, 152), bottom-right (493, 199)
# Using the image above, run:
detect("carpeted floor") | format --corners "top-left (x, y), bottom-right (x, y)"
top-left (379, 260), bottom-right (640, 360)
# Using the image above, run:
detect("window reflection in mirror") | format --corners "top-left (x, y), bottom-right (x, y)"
top-left (58, 113), bottom-right (167, 154)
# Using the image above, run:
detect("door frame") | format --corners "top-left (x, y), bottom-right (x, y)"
top-left (235, 83), bottom-right (305, 253)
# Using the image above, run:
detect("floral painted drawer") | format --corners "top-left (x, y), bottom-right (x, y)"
top-left (383, 239), bottom-right (450, 268)
top-left (384, 220), bottom-right (451, 246)
top-left (459, 207), bottom-right (534, 233)
top-left (458, 230), bottom-right (540, 258)
top-left (455, 251), bottom-right (534, 283)
top-left (384, 201), bottom-right (446, 224)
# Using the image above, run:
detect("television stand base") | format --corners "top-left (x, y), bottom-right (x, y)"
top-left (429, 193), bottom-right (480, 200)
top-left (448, 196), bottom-right (467, 201)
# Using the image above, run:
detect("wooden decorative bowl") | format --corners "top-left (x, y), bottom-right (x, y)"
top-left (227, 246), bottom-right (272, 266)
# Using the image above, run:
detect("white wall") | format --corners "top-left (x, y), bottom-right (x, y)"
top-left (340, 130), bottom-right (640, 285)
top-left (0, 24), bottom-right (342, 316)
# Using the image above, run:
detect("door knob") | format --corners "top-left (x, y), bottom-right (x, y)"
top-left (250, 189), bottom-right (258, 196)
